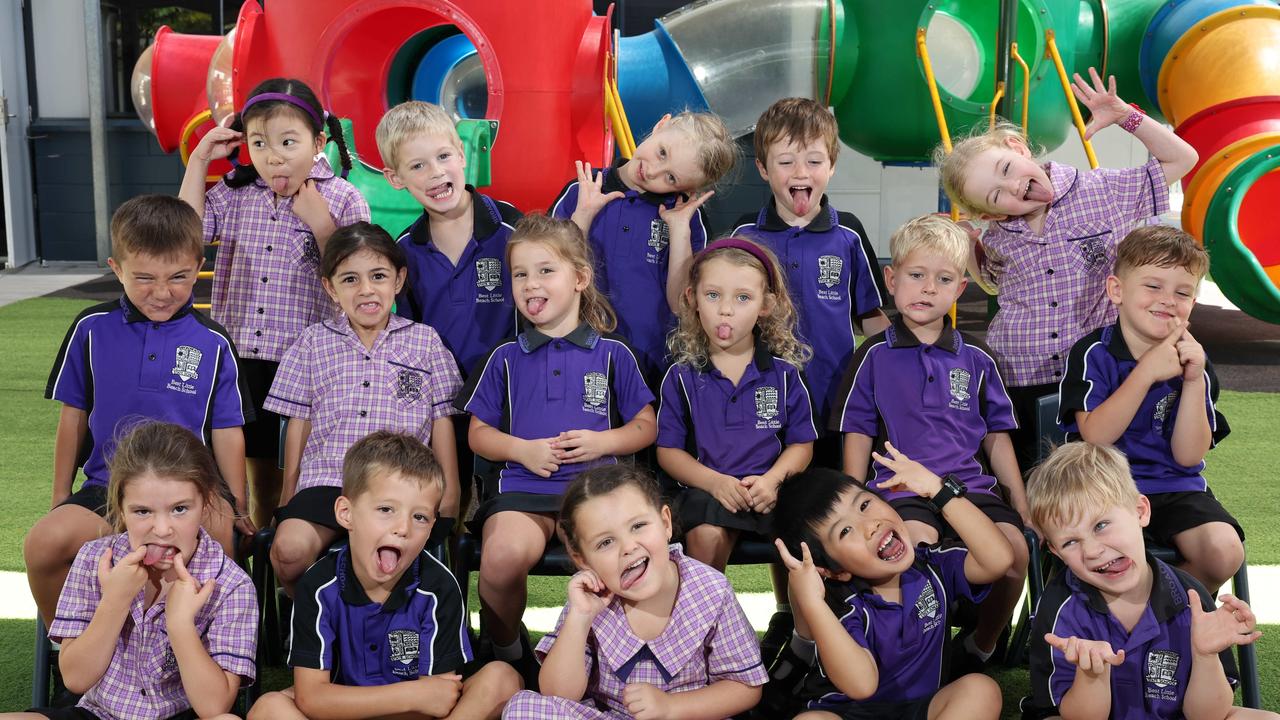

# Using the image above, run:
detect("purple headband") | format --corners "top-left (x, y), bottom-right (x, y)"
top-left (240, 92), bottom-right (325, 127)
top-left (700, 237), bottom-right (777, 291)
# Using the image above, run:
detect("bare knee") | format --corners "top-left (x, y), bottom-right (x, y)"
top-left (270, 527), bottom-right (324, 584)
top-left (24, 511), bottom-right (103, 569)
top-left (1178, 525), bottom-right (1244, 587)
top-left (468, 660), bottom-right (523, 698)
top-left (936, 673), bottom-right (1002, 718)
top-left (685, 525), bottom-right (732, 566)
top-left (247, 690), bottom-right (300, 720)
top-left (1001, 525), bottom-right (1030, 579)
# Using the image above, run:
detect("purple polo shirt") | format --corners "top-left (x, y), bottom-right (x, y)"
top-left (264, 315), bottom-right (462, 492)
top-left (551, 160), bottom-right (709, 375)
top-left (979, 157), bottom-right (1169, 387)
top-left (204, 156), bottom-right (370, 362)
top-left (656, 339), bottom-right (818, 478)
top-left (46, 296), bottom-right (254, 488)
top-left (832, 316), bottom-right (1018, 500)
top-left (49, 529), bottom-right (257, 720)
top-left (804, 545), bottom-right (989, 707)
top-left (1027, 555), bottom-right (1238, 719)
top-left (395, 187), bottom-right (522, 378)
top-left (732, 196), bottom-right (886, 427)
top-left (290, 544), bottom-right (472, 684)
top-left (1058, 323), bottom-right (1228, 495)
top-left (454, 324), bottom-right (654, 495)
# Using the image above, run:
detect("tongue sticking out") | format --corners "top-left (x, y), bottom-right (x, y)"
top-left (1025, 178), bottom-right (1053, 204)
top-left (527, 298), bottom-right (547, 316)
top-left (620, 558), bottom-right (648, 590)
top-left (716, 324), bottom-right (732, 340)
top-left (272, 176), bottom-right (289, 196)
top-left (377, 547), bottom-right (401, 575)
top-left (877, 533), bottom-right (905, 562)
top-left (143, 545), bottom-right (171, 566)
top-left (791, 187), bottom-right (813, 217)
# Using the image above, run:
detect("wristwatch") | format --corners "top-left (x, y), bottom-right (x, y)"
top-left (929, 473), bottom-right (967, 513)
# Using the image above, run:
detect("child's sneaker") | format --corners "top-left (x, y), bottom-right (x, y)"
top-left (750, 641), bottom-right (809, 719)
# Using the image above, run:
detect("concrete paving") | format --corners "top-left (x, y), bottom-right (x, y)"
top-left (0, 262), bottom-right (109, 308)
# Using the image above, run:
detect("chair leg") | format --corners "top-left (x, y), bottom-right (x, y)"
top-left (1005, 528), bottom-right (1044, 667)
top-left (252, 528), bottom-right (281, 667)
top-left (33, 616), bottom-right (51, 708)
top-left (1229, 560), bottom-right (1260, 709)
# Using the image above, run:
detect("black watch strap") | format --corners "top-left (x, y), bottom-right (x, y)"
top-left (929, 473), bottom-right (967, 512)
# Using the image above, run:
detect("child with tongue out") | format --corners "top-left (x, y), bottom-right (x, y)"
top-left (936, 67), bottom-right (1197, 473)
top-left (771, 461), bottom-right (1013, 720)
top-left (180, 77), bottom-right (369, 534)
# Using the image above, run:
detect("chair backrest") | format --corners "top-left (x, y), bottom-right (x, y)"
top-left (1035, 393), bottom-right (1066, 464)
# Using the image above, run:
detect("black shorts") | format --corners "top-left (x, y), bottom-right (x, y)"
top-left (467, 491), bottom-right (561, 535)
top-left (239, 358), bottom-right (283, 460)
top-left (675, 487), bottom-right (773, 536)
top-left (811, 433), bottom-right (844, 471)
top-left (57, 484), bottom-right (108, 518)
top-left (275, 486), bottom-right (344, 531)
top-left (892, 490), bottom-right (1025, 539)
top-left (817, 693), bottom-right (934, 720)
top-left (1145, 489), bottom-right (1244, 547)
top-left (28, 707), bottom-right (195, 720)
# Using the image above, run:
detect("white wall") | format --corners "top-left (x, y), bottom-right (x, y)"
top-left (31, 0), bottom-right (89, 118)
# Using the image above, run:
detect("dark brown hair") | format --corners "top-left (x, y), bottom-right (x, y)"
top-left (342, 431), bottom-right (444, 500)
top-left (559, 465), bottom-right (665, 552)
top-left (111, 194), bottom-right (203, 263)
top-left (106, 421), bottom-right (224, 533)
top-left (753, 97), bottom-right (840, 166)
top-left (507, 214), bottom-right (617, 334)
top-left (1114, 225), bottom-right (1209, 280)
top-left (319, 221), bottom-right (407, 280)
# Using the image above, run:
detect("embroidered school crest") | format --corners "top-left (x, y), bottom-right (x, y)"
top-left (395, 369), bottom-right (425, 402)
top-left (817, 255), bottom-right (843, 288)
top-left (172, 345), bottom-right (202, 382)
top-left (1152, 391), bottom-right (1179, 434)
top-left (648, 218), bottom-right (670, 252)
top-left (388, 629), bottom-right (420, 678)
top-left (915, 581), bottom-right (939, 620)
top-left (1145, 649), bottom-right (1180, 689)
top-left (948, 368), bottom-right (972, 410)
top-left (160, 645), bottom-right (178, 674)
top-left (475, 257), bottom-right (502, 292)
top-left (754, 386), bottom-right (779, 421)
top-left (583, 371), bottom-right (608, 413)
top-left (300, 234), bottom-right (322, 265)
top-left (1079, 235), bottom-right (1109, 272)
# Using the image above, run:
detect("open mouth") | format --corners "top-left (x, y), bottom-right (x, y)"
top-left (876, 530), bottom-right (907, 563)
top-left (1023, 178), bottom-right (1052, 203)
top-left (427, 183), bottom-right (454, 202)
top-left (620, 556), bottom-right (649, 590)
top-left (376, 546), bottom-right (402, 575)
top-left (355, 301), bottom-right (381, 314)
top-left (525, 297), bottom-right (547, 316)
top-left (1091, 556), bottom-right (1132, 578)
top-left (143, 544), bottom-right (178, 566)
top-left (716, 323), bottom-right (732, 340)
top-left (271, 175), bottom-right (292, 195)
top-left (789, 185), bottom-right (813, 216)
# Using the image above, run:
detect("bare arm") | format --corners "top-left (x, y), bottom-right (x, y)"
top-left (841, 433), bottom-right (873, 482)
top-left (169, 626), bottom-right (240, 716)
top-left (983, 432), bottom-right (1030, 526)
top-left (1071, 68), bottom-right (1197, 185)
top-left (279, 418), bottom-right (311, 507)
top-left (1170, 374), bottom-right (1212, 468)
top-left (649, 680), bottom-right (761, 720)
top-left (210, 426), bottom-right (252, 534)
top-left (51, 405), bottom-right (88, 508)
top-left (293, 667), bottom-right (462, 720)
top-left (660, 192), bottom-right (714, 313)
top-left (1057, 665), bottom-right (1115, 720)
top-left (179, 120), bottom-right (241, 216)
top-left (58, 600), bottom-right (132, 693)
top-left (538, 615), bottom-right (592, 701)
top-left (657, 446), bottom-right (753, 514)
top-left (430, 418), bottom-right (461, 519)
top-left (1131, 110), bottom-right (1198, 186)
top-left (1073, 371), bottom-right (1154, 447)
top-left (1183, 649), bottom-right (1235, 720)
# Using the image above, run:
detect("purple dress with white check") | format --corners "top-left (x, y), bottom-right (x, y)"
top-left (502, 545), bottom-right (768, 719)
top-left (48, 529), bottom-right (257, 720)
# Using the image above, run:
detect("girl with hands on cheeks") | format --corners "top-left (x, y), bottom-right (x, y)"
top-left (456, 215), bottom-right (656, 683)
top-left (502, 466), bottom-right (766, 720)
top-left (4, 422), bottom-right (256, 720)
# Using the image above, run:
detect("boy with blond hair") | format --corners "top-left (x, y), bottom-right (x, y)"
top-left (1025, 442), bottom-right (1271, 720)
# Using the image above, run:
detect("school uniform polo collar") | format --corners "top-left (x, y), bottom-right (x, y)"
top-left (119, 295), bottom-right (195, 323)
top-left (322, 313), bottom-right (414, 341)
top-left (518, 323), bottom-right (599, 353)
top-left (251, 154), bottom-right (336, 191)
top-left (597, 545), bottom-right (706, 684)
top-left (886, 314), bottom-right (960, 354)
top-left (1101, 322), bottom-right (1137, 363)
top-left (757, 194), bottom-right (835, 233)
top-left (107, 527), bottom-right (225, 586)
top-left (840, 553), bottom-right (932, 603)
top-left (337, 545), bottom-right (423, 610)
top-left (601, 158), bottom-right (669, 207)
top-left (1068, 554), bottom-right (1187, 622)
top-left (407, 186), bottom-right (502, 247)
top-left (692, 332), bottom-right (775, 375)
top-left (994, 161), bottom-right (1079, 237)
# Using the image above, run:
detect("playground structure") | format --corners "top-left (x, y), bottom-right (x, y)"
top-left (132, 0), bottom-right (1280, 323)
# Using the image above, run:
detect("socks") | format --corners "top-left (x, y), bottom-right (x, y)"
top-left (493, 637), bottom-right (523, 662)
top-left (789, 632), bottom-right (816, 664)
top-left (775, 602), bottom-right (791, 614)
top-left (964, 633), bottom-right (994, 662)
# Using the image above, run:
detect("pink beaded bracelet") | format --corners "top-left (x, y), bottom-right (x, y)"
top-left (1120, 104), bottom-right (1144, 133)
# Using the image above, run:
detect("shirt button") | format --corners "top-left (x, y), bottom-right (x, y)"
top-left (261, 276), bottom-right (269, 283)
top-left (148, 353), bottom-right (156, 361)
top-left (1046, 268), bottom-right (1055, 275)
top-left (140, 688), bottom-right (147, 696)
top-left (266, 245), bottom-right (273, 252)
top-left (369, 643), bottom-right (378, 651)
top-left (359, 410), bottom-right (367, 417)
top-left (362, 380), bottom-right (370, 387)
top-left (924, 346), bottom-right (931, 353)
top-left (1050, 301), bottom-right (1058, 308)
top-left (553, 370), bottom-right (560, 376)
top-left (928, 375), bottom-right (935, 382)
top-left (365, 356), bottom-right (371, 361)
top-left (791, 262), bottom-right (799, 268)
top-left (1050, 332), bottom-right (1058, 339)
top-left (623, 226), bottom-right (630, 232)
top-left (1052, 354), bottom-right (1060, 361)
top-left (731, 396), bottom-right (737, 403)
top-left (257, 307), bottom-right (265, 314)
top-left (252, 348), bottom-right (259, 354)
top-left (255, 330), bottom-right (263, 337)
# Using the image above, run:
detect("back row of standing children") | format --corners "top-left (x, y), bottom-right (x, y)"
top-left (16, 66), bottom-right (1267, 720)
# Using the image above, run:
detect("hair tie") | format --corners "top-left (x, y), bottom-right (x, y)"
top-left (240, 92), bottom-right (324, 127)
top-left (701, 237), bottom-right (777, 291)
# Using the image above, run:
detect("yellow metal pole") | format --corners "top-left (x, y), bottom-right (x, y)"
top-left (1045, 30), bottom-right (1098, 169)
top-left (1010, 42), bottom-right (1030, 133)
top-left (989, 81), bottom-right (1005, 129)
top-left (916, 27), bottom-right (958, 223)
top-left (603, 81), bottom-right (632, 160)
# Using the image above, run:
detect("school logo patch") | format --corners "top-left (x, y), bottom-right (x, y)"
top-left (582, 371), bottom-right (608, 414)
top-left (1145, 649), bottom-right (1180, 689)
top-left (1079, 235), bottom-right (1110, 273)
top-left (387, 629), bottom-right (420, 678)
top-left (475, 257), bottom-right (502, 292)
top-left (172, 345), bottom-right (202, 382)
top-left (395, 369), bottom-right (425, 403)
top-left (648, 218), bottom-right (670, 253)
top-left (754, 386), bottom-right (781, 429)
top-left (160, 645), bottom-right (178, 675)
top-left (817, 255), bottom-right (843, 288)
top-left (915, 581), bottom-right (942, 631)
top-left (948, 368), bottom-right (972, 410)
top-left (300, 234), bottom-right (322, 265)
top-left (1153, 390), bottom-right (1179, 434)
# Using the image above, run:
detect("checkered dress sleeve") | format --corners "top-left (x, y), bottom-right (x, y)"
top-left (421, 327), bottom-right (464, 420)
top-left (264, 326), bottom-right (318, 419)
top-left (703, 580), bottom-right (768, 686)
top-left (203, 568), bottom-right (258, 681)
top-left (832, 337), bottom-right (883, 434)
top-left (782, 362), bottom-right (819, 445)
top-left (1096, 156), bottom-right (1170, 221)
top-left (534, 603), bottom-right (598, 680)
top-left (47, 537), bottom-right (112, 642)
top-left (606, 339), bottom-right (656, 422)
top-left (655, 366), bottom-right (690, 449)
top-left (329, 178), bottom-right (372, 227)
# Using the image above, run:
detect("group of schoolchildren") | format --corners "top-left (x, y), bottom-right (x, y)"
top-left (8, 64), bottom-right (1274, 720)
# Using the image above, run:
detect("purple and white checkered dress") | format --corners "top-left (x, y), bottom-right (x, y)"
top-left (48, 529), bottom-right (257, 720)
top-left (503, 545), bottom-right (767, 719)
top-left (979, 156), bottom-right (1169, 388)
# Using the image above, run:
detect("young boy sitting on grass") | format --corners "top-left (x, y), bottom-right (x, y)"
top-left (1024, 441), bottom-right (1272, 720)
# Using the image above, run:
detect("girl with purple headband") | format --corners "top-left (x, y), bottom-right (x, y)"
top-left (178, 78), bottom-right (370, 532)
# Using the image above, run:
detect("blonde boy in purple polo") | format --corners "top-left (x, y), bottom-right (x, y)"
top-left (773, 457), bottom-right (1012, 720)
top-left (832, 215), bottom-right (1028, 669)
top-left (1024, 442), bottom-right (1271, 720)
top-left (1059, 226), bottom-right (1242, 595)
top-left (732, 98), bottom-right (890, 471)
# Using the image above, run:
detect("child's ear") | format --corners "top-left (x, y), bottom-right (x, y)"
top-left (107, 257), bottom-right (123, 281)
top-left (1136, 495), bottom-right (1152, 529)
top-left (755, 158), bottom-right (769, 182)
top-left (321, 276), bottom-right (340, 304)
top-left (955, 275), bottom-right (969, 296)
top-left (334, 496), bottom-right (354, 531)
top-left (314, 132), bottom-right (327, 155)
top-left (883, 265), bottom-right (897, 296)
top-left (653, 114), bottom-right (672, 134)
top-left (818, 566), bottom-right (853, 583)
top-left (1005, 135), bottom-right (1031, 157)
top-left (1105, 274), bottom-right (1123, 306)
top-left (661, 504), bottom-right (673, 542)
top-left (382, 167), bottom-right (407, 190)
top-left (394, 267), bottom-right (408, 295)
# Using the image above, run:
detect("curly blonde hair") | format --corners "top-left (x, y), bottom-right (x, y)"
top-left (935, 119), bottom-right (1043, 216)
top-left (668, 237), bottom-right (810, 368)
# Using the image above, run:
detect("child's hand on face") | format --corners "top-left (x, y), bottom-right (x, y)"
top-left (292, 179), bottom-right (334, 234)
top-left (97, 546), bottom-right (150, 604)
top-left (741, 474), bottom-right (780, 514)
top-left (518, 438), bottom-right (560, 478)
top-left (191, 115), bottom-right (242, 164)
top-left (1137, 318), bottom-right (1186, 384)
top-left (572, 161), bottom-right (625, 225)
top-left (623, 682), bottom-right (671, 720)
top-left (1188, 590), bottom-right (1263, 656)
top-left (709, 473), bottom-right (753, 514)
top-left (657, 190), bottom-right (714, 230)
top-left (415, 673), bottom-right (463, 717)
top-left (567, 569), bottom-right (613, 622)
top-left (165, 552), bottom-right (215, 630)
top-left (1175, 327), bottom-right (1206, 381)
top-left (1044, 633), bottom-right (1125, 676)
top-left (1071, 67), bottom-right (1132, 140)
top-left (775, 540), bottom-right (827, 610)
top-left (551, 429), bottom-right (610, 464)
top-left (870, 442), bottom-right (944, 499)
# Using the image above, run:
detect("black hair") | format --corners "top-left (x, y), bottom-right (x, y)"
top-left (773, 467), bottom-right (865, 570)
top-left (224, 77), bottom-right (351, 188)
top-left (559, 465), bottom-right (666, 552)
top-left (319, 221), bottom-right (407, 280)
